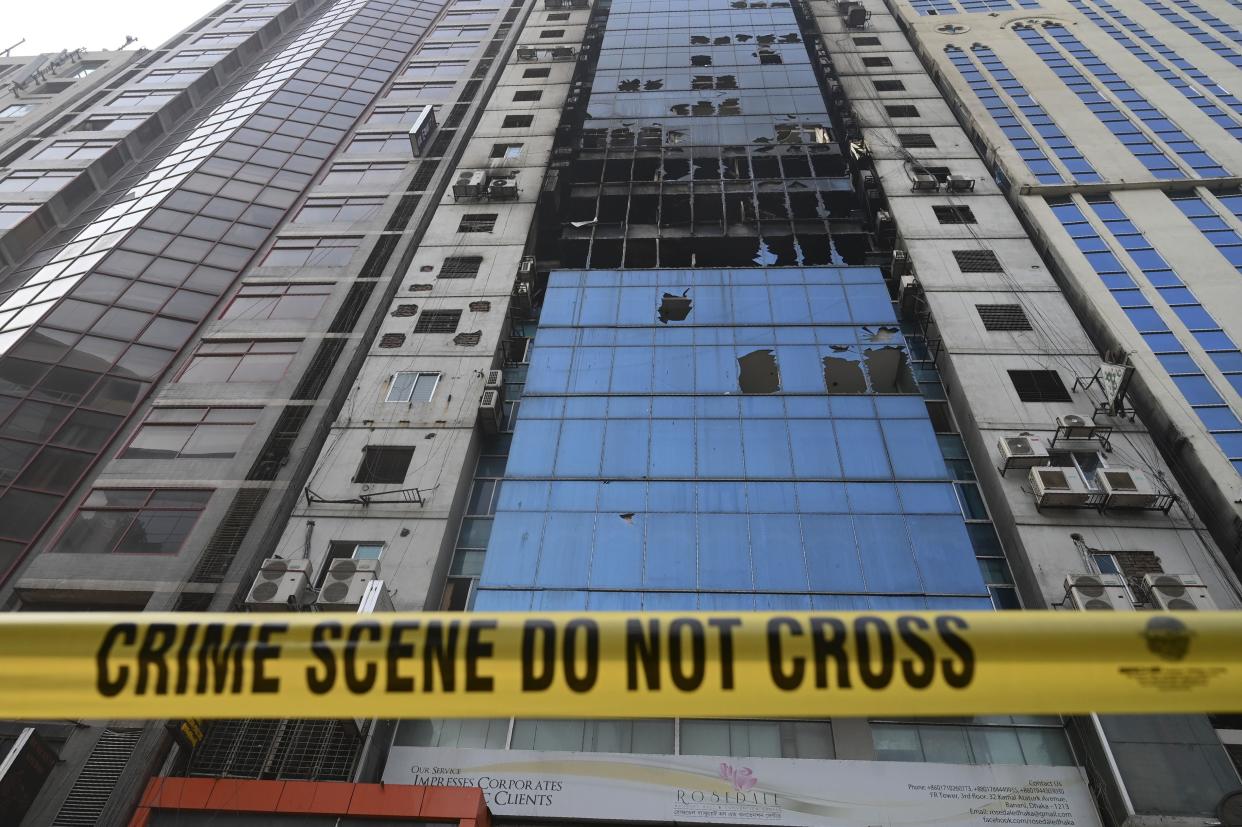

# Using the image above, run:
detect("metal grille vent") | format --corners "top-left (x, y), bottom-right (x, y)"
top-left (51, 728), bottom-right (142, 827)
top-left (454, 330), bottom-right (483, 346)
top-left (863, 56), bottom-right (893, 67)
top-left (1009, 370), bottom-right (1072, 403)
top-left (384, 197), bottom-right (420, 232)
top-left (292, 340), bottom-right (346, 401)
top-left (458, 80), bottom-right (482, 102)
top-left (172, 592), bottom-right (213, 611)
top-left (469, 300), bottom-right (492, 312)
top-left (392, 304), bottom-right (419, 317)
top-left (410, 160), bottom-right (440, 191)
top-left (328, 283), bottom-right (376, 335)
top-left (976, 304), bottom-right (1032, 331)
top-left (873, 79), bottom-right (904, 91)
top-left (898, 132), bottom-right (935, 148)
top-left (458, 213), bottom-right (497, 232)
top-left (953, 249), bottom-right (1002, 271)
top-left (186, 719), bottom-right (359, 782)
top-left (444, 103), bottom-right (471, 128)
top-left (190, 489), bottom-right (269, 582)
top-left (378, 333), bottom-right (406, 348)
top-left (441, 255), bottom-right (483, 278)
top-left (415, 310), bottom-right (462, 333)
top-left (428, 130), bottom-right (455, 156)
top-left (407, 283), bottom-right (434, 292)
top-left (933, 205), bottom-right (976, 224)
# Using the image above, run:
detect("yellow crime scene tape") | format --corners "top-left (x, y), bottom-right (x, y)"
top-left (1, 610), bottom-right (1240, 720)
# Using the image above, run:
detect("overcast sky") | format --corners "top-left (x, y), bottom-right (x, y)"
top-left (4, 0), bottom-right (225, 56)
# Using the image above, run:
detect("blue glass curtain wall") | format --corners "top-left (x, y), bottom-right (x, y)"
top-left (474, 267), bottom-right (993, 612)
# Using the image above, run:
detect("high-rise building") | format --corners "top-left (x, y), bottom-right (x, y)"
top-left (1, 0), bottom-right (1241, 824)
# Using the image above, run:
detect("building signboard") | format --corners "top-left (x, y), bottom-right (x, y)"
top-left (384, 747), bottom-right (1101, 826)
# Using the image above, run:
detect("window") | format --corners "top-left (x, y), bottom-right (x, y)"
top-left (322, 161), bottom-right (406, 187)
top-left (757, 49), bottom-right (782, 65)
top-left (953, 249), bottom-right (1002, 272)
top-left (120, 407), bottom-right (261, 460)
top-left (262, 236), bottom-right (360, 266)
top-left (221, 283), bottom-right (332, 320)
top-left (681, 720), bottom-right (834, 759)
top-left (215, 16), bottom-right (267, 30)
top-left (490, 142), bottom-right (523, 159)
top-left (56, 488), bottom-right (212, 554)
top-left (178, 340), bottom-right (300, 383)
top-left (195, 32), bottom-right (248, 45)
top-left (933, 205), bottom-right (976, 224)
top-left (0, 104), bottom-right (32, 118)
top-left (367, 105), bottom-right (430, 125)
top-left (140, 68), bottom-right (205, 84)
top-left (1009, 369), bottom-right (1072, 403)
top-left (0, 170), bottom-right (76, 192)
top-left (414, 309), bottom-right (463, 333)
top-left (540, 29), bottom-right (566, 37)
top-left (513, 90), bottom-right (543, 101)
top-left (873, 79), bottom-right (905, 91)
top-left (898, 132), bottom-right (935, 148)
top-left (523, 67), bottom-right (550, 78)
top-left (863, 56), bottom-right (893, 67)
top-left (387, 371), bottom-right (440, 402)
top-left (77, 115), bottom-right (147, 131)
top-left (354, 446), bottom-right (415, 484)
top-left (0, 204), bottom-right (36, 229)
top-left (33, 140), bottom-right (113, 160)
top-left (885, 104), bottom-right (919, 117)
top-left (346, 133), bottom-right (410, 154)
top-left (403, 60), bottom-right (467, 79)
top-left (392, 79), bottom-right (457, 99)
top-left (976, 304), bottom-right (1031, 331)
top-left (107, 90), bottom-right (176, 107)
top-left (502, 114), bottom-right (534, 128)
top-left (873, 721), bottom-right (1073, 766)
top-left (458, 213), bottom-right (497, 233)
top-left (548, 11), bottom-right (570, 19)
top-left (294, 197), bottom-right (385, 223)
top-left (854, 36), bottom-right (881, 45)
top-left (441, 255), bottom-right (482, 278)
top-left (169, 48), bottom-right (231, 62)
top-left (509, 720), bottom-right (674, 754)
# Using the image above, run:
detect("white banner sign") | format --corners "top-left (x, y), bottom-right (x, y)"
top-left (384, 747), bottom-right (1101, 826)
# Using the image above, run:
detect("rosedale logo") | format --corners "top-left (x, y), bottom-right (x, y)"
top-left (673, 763), bottom-right (780, 807)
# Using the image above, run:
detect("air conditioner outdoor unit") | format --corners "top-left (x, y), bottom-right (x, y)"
top-left (875, 209), bottom-right (894, 233)
top-left (1143, 573), bottom-right (1217, 611)
top-left (315, 559), bottom-right (379, 611)
top-left (911, 172), bottom-right (939, 192)
top-left (842, 1), bottom-right (869, 27)
top-left (998, 435), bottom-right (1050, 469)
top-left (862, 172), bottom-right (879, 191)
top-left (488, 177), bottom-right (519, 200)
top-left (945, 174), bottom-right (975, 192)
top-left (1029, 466), bottom-right (1092, 508)
top-left (551, 47), bottom-right (576, 60)
top-left (479, 389), bottom-right (503, 433)
top-left (246, 558), bottom-right (313, 610)
top-left (1096, 468), bottom-right (1161, 509)
top-left (890, 249), bottom-right (909, 277)
top-left (512, 281), bottom-right (532, 312)
top-left (897, 275), bottom-right (919, 316)
top-left (485, 369), bottom-right (504, 389)
top-left (1064, 573), bottom-right (1133, 611)
top-left (519, 255), bottom-right (536, 276)
top-left (1056, 413), bottom-right (1097, 440)
top-left (453, 170), bottom-right (486, 198)
top-left (517, 46), bottom-right (538, 61)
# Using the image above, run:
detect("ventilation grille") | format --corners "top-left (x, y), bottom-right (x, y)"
top-left (186, 719), bottom-right (359, 782)
top-left (410, 160), bottom-right (440, 191)
top-left (933, 205), bottom-right (976, 224)
top-left (873, 79), bottom-right (904, 91)
top-left (441, 255), bottom-right (483, 278)
top-left (190, 489), bottom-right (269, 583)
top-left (977, 304), bottom-right (1032, 331)
top-left (392, 304), bottom-right (419, 317)
top-left (885, 105), bottom-right (918, 117)
top-left (51, 728), bottom-right (143, 827)
top-left (898, 132), bottom-right (935, 148)
top-left (1009, 370), bottom-right (1072, 403)
top-left (454, 330), bottom-right (483, 346)
top-left (458, 80), bottom-right (482, 102)
top-left (469, 300), bottom-right (492, 312)
top-left (384, 197), bottom-right (420, 232)
top-left (172, 592), bottom-right (213, 611)
top-left (378, 333), bottom-right (406, 348)
top-left (428, 130), bottom-right (456, 157)
top-left (415, 309), bottom-right (463, 333)
top-left (443, 103), bottom-right (471, 129)
top-left (953, 249), bottom-right (1002, 272)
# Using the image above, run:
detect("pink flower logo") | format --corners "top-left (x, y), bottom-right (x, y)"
top-left (718, 763), bottom-right (758, 792)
